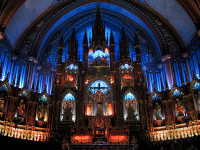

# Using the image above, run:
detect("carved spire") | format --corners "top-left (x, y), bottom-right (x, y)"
top-left (58, 34), bottom-right (64, 49)
top-left (110, 29), bottom-right (115, 47)
top-left (94, 6), bottom-right (103, 27)
top-left (92, 6), bottom-right (105, 47)
top-left (83, 29), bottom-right (88, 52)
top-left (134, 32), bottom-right (141, 51)
top-left (58, 34), bottom-right (64, 55)
top-left (134, 32), bottom-right (141, 63)
top-left (57, 34), bottom-right (64, 64)
top-left (120, 27), bottom-right (129, 59)
top-left (68, 27), bottom-right (78, 60)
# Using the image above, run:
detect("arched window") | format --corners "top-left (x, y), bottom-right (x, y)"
top-left (123, 92), bottom-right (139, 121)
top-left (61, 93), bottom-right (76, 122)
top-left (86, 80), bottom-right (112, 116)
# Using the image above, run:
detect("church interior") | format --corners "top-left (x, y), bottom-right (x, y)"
top-left (0, 0), bottom-right (200, 149)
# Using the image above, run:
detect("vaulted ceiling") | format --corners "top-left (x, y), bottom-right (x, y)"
top-left (0, 0), bottom-right (199, 63)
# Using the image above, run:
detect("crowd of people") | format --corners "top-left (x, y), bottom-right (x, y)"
top-left (139, 136), bottom-right (200, 150)
top-left (0, 135), bottom-right (61, 150)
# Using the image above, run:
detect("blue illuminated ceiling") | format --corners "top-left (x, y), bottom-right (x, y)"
top-left (4, 0), bottom-right (54, 47)
top-left (38, 2), bottom-right (162, 62)
top-left (145, 0), bottom-right (196, 45)
top-left (4, 0), bottom-right (196, 52)
top-left (40, 8), bottom-right (161, 68)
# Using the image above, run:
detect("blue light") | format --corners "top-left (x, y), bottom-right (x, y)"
top-left (38, 74), bottom-right (43, 93)
top-left (152, 94), bottom-right (161, 101)
top-left (173, 89), bottom-right (181, 96)
top-left (19, 91), bottom-right (27, 97)
top-left (181, 62), bottom-right (187, 85)
top-left (66, 64), bottom-right (78, 70)
top-left (174, 62), bottom-right (182, 87)
top-left (145, 0), bottom-right (196, 45)
top-left (124, 92), bottom-right (135, 101)
top-left (156, 72), bottom-right (162, 92)
top-left (38, 2), bottom-right (161, 59)
top-left (0, 53), bottom-right (8, 81)
top-left (120, 64), bottom-right (133, 70)
top-left (0, 84), bottom-right (8, 91)
top-left (90, 80), bottom-right (109, 94)
top-left (64, 93), bottom-right (75, 101)
top-left (14, 64), bottom-right (19, 87)
top-left (193, 82), bottom-right (200, 90)
top-left (19, 64), bottom-right (27, 88)
top-left (40, 95), bottom-right (47, 101)
top-left (5, 0), bottom-right (54, 47)
top-left (88, 49), bottom-right (109, 59)
top-left (149, 72), bottom-right (154, 93)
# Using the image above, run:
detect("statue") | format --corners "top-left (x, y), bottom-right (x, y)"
top-left (38, 103), bottom-right (46, 121)
top-left (95, 89), bottom-right (105, 104)
top-left (86, 101), bottom-right (92, 116)
top-left (0, 97), bottom-right (5, 117)
top-left (106, 102), bottom-right (112, 116)
top-left (126, 100), bottom-right (138, 121)
top-left (17, 99), bottom-right (25, 118)
top-left (96, 104), bottom-right (104, 117)
top-left (175, 99), bottom-right (184, 117)
top-left (63, 99), bottom-right (74, 121)
top-left (154, 102), bottom-right (162, 120)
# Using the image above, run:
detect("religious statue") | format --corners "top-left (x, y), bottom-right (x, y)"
top-left (106, 102), bottom-right (112, 116)
top-left (95, 89), bottom-right (105, 104)
top-left (86, 101), bottom-right (92, 116)
top-left (0, 97), bottom-right (5, 117)
top-left (38, 103), bottom-right (46, 121)
top-left (63, 99), bottom-right (74, 121)
top-left (126, 100), bottom-right (138, 121)
top-left (96, 104), bottom-right (104, 117)
top-left (17, 99), bottom-right (25, 118)
top-left (175, 99), bottom-right (184, 117)
top-left (63, 99), bottom-right (67, 110)
top-left (154, 102), bottom-right (162, 120)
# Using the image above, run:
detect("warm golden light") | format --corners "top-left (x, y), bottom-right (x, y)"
top-left (0, 31), bottom-right (4, 39)
top-left (86, 103), bottom-right (92, 116)
top-left (106, 103), bottom-right (112, 116)
top-left (89, 49), bottom-right (93, 53)
top-left (105, 48), bottom-right (109, 53)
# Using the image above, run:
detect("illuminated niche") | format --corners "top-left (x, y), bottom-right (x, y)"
top-left (88, 48), bottom-right (110, 65)
top-left (86, 80), bottom-right (113, 116)
top-left (14, 90), bottom-right (28, 123)
top-left (123, 92), bottom-right (139, 121)
top-left (172, 89), bottom-right (186, 123)
top-left (36, 94), bottom-right (48, 122)
top-left (0, 84), bottom-right (8, 118)
top-left (152, 94), bottom-right (164, 126)
top-left (193, 82), bottom-right (200, 112)
top-left (61, 93), bottom-right (76, 122)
